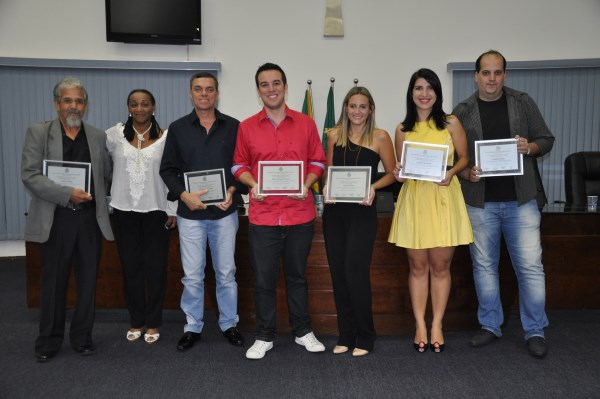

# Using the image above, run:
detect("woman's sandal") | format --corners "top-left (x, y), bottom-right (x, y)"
top-left (144, 330), bottom-right (160, 344)
top-left (431, 342), bottom-right (445, 353)
top-left (413, 341), bottom-right (429, 353)
top-left (126, 329), bottom-right (143, 342)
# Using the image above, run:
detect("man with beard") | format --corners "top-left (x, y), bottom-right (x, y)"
top-left (21, 77), bottom-right (113, 362)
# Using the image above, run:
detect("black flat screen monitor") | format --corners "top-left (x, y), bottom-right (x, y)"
top-left (106, 0), bottom-right (201, 45)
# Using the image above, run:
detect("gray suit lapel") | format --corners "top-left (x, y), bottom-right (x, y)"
top-left (47, 119), bottom-right (63, 161)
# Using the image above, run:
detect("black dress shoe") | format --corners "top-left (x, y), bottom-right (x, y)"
top-left (75, 344), bottom-right (96, 356)
top-left (469, 329), bottom-right (499, 348)
top-left (223, 327), bottom-right (245, 347)
top-left (527, 336), bottom-right (547, 358)
top-left (35, 351), bottom-right (56, 362)
top-left (177, 331), bottom-right (201, 351)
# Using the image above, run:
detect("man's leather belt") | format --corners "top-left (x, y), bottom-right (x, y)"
top-left (64, 200), bottom-right (96, 211)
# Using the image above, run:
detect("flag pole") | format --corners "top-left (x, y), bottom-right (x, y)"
top-left (354, 78), bottom-right (359, 87)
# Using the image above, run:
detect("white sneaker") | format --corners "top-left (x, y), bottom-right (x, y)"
top-left (245, 340), bottom-right (273, 360)
top-left (295, 332), bottom-right (325, 352)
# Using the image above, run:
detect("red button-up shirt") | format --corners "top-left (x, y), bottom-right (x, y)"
top-left (233, 107), bottom-right (326, 226)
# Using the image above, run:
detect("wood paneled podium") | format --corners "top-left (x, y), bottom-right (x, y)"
top-left (25, 206), bottom-right (600, 335)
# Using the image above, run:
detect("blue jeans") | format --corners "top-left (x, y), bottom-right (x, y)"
top-left (178, 212), bottom-right (239, 333)
top-left (467, 200), bottom-right (548, 340)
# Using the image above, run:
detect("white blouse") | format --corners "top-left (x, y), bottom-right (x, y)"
top-left (106, 123), bottom-right (176, 215)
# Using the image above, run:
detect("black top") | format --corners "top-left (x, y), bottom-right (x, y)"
top-left (478, 94), bottom-right (517, 202)
top-left (159, 109), bottom-right (246, 220)
top-left (332, 142), bottom-right (380, 183)
top-left (330, 142), bottom-right (381, 208)
top-left (61, 123), bottom-right (95, 198)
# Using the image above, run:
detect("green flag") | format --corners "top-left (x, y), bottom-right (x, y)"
top-left (317, 85), bottom-right (335, 194)
top-left (301, 85), bottom-right (320, 196)
top-left (322, 86), bottom-right (335, 153)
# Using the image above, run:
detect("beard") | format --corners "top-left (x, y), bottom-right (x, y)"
top-left (65, 110), bottom-right (82, 128)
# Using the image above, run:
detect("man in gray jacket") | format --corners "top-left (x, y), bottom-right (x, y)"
top-left (453, 50), bottom-right (554, 358)
top-left (21, 77), bottom-right (114, 362)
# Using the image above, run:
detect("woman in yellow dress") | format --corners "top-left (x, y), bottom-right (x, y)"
top-left (388, 69), bottom-right (473, 353)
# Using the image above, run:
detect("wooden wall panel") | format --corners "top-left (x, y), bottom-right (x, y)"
top-left (26, 211), bottom-right (600, 334)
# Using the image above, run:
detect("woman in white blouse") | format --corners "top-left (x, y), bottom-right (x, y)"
top-left (106, 89), bottom-right (176, 344)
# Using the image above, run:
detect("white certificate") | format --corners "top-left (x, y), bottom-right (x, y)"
top-left (326, 166), bottom-right (371, 203)
top-left (475, 139), bottom-right (524, 177)
top-left (399, 141), bottom-right (449, 182)
top-left (184, 168), bottom-right (227, 205)
top-left (258, 161), bottom-right (304, 196)
top-left (43, 160), bottom-right (91, 192)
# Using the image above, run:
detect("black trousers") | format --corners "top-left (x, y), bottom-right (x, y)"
top-left (322, 203), bottom-right (377, 351)
top-left (248, 221), bottom-right (314, 341)
top-left (36, 207), bottom-right (102, 353)
top-left (112, 209), bottom-right (169, 329)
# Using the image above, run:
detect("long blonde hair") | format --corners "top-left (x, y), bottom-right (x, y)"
top-left (335, 86), bottom-right (376, 148)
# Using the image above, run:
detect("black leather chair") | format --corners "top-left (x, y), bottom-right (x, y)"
top-left (564, 151), bottom-right (600, 206)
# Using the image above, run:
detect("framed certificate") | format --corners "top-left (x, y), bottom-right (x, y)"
top-left (184, 168), bottom-right (227, 205)
top-left (43, 160), bottom-right (91, 193)
top-left (475, 139), bottom-right (524, 177)
top-left (257, 161), bottom-right (304, 196)
top-left (399, 141), bottom-right (449, 182)
top-left (326, 166), bottom-right (371, 203)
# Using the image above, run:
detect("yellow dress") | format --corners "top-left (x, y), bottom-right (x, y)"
top-left (388, 120), bottom-right (473, 249)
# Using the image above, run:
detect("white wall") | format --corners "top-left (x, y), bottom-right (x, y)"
top-left (1, 0), bottom-right (600, 135)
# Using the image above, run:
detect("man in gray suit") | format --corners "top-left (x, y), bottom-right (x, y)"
top-left (21, 77), bottom-right (114, 362)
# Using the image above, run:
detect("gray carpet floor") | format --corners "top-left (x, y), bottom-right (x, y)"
top-left (1, 258), bottom-right (599, 399)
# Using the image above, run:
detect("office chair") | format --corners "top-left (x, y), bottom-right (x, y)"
top-left (564, 151), bottom-right (600, 206)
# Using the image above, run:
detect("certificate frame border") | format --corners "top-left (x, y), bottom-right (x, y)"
top-left (184, 168), bottom-right (227, 205)
top-left (257, 160), bottom-right (304, 196)
top-left (399, 141), bottom-right (449, 182)
top-left (326, 166), bottom-right (372, 203)
top-left (42, 159), bottom-right (91, 193)
top-left (475, 138), bottom-right (524, 177)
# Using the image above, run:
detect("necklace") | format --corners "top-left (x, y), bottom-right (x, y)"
top-left (133, 124), bottom-right (152, 146)
top-left (132, 123), bottom-right (152, 170)
top-left (343, 139), bottom-right (362, 166)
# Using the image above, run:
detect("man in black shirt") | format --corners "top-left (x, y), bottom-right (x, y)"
top-left (453, 50), bottom-right (555, 359)
top-left (160, 72), bottom-right (245, 351)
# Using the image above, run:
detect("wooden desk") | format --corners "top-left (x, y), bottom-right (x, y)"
top-left (26, 208), bottom-right (600, 335)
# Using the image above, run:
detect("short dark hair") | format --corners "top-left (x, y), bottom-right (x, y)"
top-left (475, 50), bottom-right (507, 72)
top-left (189, 72), bottom-right (219, 91)
top-left (254, 63), bottom-right (287, 88)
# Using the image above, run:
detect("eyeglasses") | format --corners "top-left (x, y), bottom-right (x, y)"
top-left (60, 98), bottom-right (86, 105)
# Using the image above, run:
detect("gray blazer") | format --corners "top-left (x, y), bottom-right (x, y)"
top-left (452, 86), bottom-right (555, 208)
top-left (21, 118), bottom-right (114, 243)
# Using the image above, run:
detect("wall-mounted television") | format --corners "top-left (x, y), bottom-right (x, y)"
top-left (105, 0), bottom-right (201, 45)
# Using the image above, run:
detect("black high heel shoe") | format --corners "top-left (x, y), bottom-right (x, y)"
top-left (431, 342), bottom-right (445, 353)
top-left (413, 341), bottom-right (429, 353)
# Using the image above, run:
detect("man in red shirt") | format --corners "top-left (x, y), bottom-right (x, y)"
top-left (233, 63), bottom-right (327, 360)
